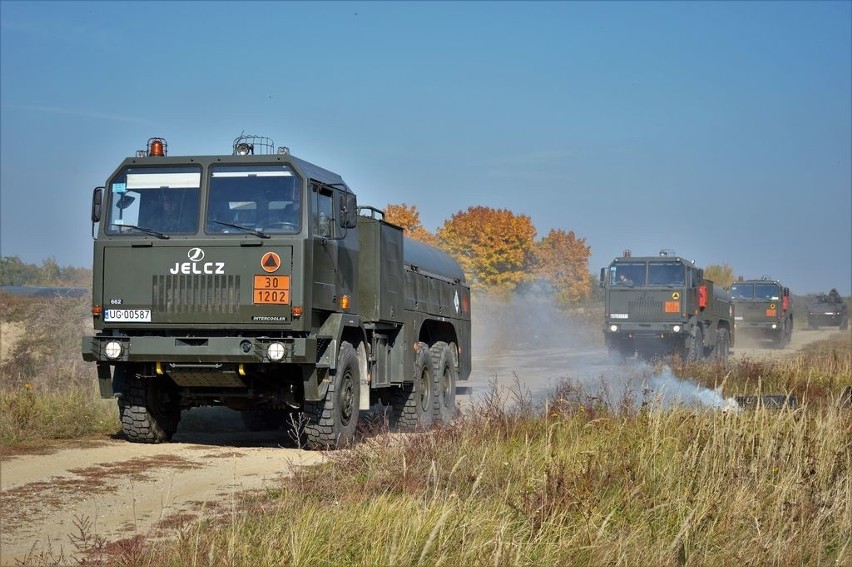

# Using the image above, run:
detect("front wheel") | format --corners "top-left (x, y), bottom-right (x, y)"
top-left (303, 341), bottom-right (360, 449)
top-left (118, 367), bottom-right (181, 443)
top-left (712, 328), bottom-right (730, 361)
top-left (840, 316), bottom-right (849, 330)
top-left (684, 326), bottom-right (704, 362)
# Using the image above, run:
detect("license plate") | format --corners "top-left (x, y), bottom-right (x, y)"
top-left (253, 275), bottom-right (290, 304)
top-left (104, 309), bottom-right (151, 322)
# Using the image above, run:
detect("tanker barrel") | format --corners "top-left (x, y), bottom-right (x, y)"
top-left (403, 238), bottom-right (466, 283)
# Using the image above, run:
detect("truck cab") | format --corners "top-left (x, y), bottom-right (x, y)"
top-left (600, 250), bottom-right (734, 361)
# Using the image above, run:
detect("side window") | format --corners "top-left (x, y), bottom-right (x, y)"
top-left (312, 184), bottom-right (334, 237)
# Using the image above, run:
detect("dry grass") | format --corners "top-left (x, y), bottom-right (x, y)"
top-left (123, 338), bottom-right (850, 567)
top-left (0, 293), bottom-right (118, 449)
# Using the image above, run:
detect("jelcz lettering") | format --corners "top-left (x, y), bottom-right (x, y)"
top-left (169, 262), bottom-right (225, 275)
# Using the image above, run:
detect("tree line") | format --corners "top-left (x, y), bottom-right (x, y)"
top-left (384, 204), bottom-right (593, 307)
top-left (0, 256), bottom-right (91, 288)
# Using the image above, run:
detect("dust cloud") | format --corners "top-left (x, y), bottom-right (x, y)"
top-left (465, 293), bottom-right (737, 412)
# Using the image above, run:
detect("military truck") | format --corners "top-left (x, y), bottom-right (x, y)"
top-left (82, 135), bottom-right (471, 448)
top-left (600, 250), bottom-right (734, 361)
top-left (807, 289), bottom-right (848, 330)
top-left (729, 276), bottom-right (793, 347)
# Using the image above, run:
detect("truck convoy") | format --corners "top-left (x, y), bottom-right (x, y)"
top-left (807, 289), bottom-right (849, 330)
top-left (600, 250), bottom-right (734, 361)
top-left (729, 276), bottom-right (793, 347)
top-left (82, 135), bottom-right (471, 449)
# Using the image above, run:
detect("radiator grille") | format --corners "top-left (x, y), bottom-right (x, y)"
top-left (152, 275), bottom-right (241, 314)
top-left (628, 296), bottom-right (662, 320)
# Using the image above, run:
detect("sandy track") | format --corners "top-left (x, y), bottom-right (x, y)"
top-left (0, 410), bottom-right (324, 565)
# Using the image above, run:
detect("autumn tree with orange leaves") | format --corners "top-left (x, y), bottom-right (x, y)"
top-left (437, 206), bottom-right (537, 294)
top-left (533, 229), bottom-right (592, 306)
top-left (384, 203), bottom-right (438, 246)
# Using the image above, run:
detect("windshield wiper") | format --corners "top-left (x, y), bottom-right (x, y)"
top-left (110, 223), bottom-right (169, 239)
top-left (210, 220), bottom-right (270, 239)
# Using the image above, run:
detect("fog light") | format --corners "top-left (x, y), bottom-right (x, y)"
top-left (267, 342), bottom-right (286, 361)
top-left (673, 325), bottom-right (681, 333)
top-left (609, 324), bottom-right (619, 332)
top-left (104, 341), bottom-right (122, 359)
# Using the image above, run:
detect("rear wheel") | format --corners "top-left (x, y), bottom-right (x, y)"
top-left (303, 341), bottom-right (360, 449)
top-left (390, 342), bottom-right (435, 430)
top-left (431, 341), bottom-right (457, 424)
top-left (118, 366), bottom-right (181, 443)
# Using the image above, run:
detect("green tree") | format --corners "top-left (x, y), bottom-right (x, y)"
top-left (704, 263), bottom-right (736, 289)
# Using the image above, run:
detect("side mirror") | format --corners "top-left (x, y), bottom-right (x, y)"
top-left (91, 187), bottom-right (103, 222)
top-left (340, 192), bottom-right (357, 229)
top-left (697, 269), bottom-right (704, 283)
top-left (599, 267), bottom-right (606, 287)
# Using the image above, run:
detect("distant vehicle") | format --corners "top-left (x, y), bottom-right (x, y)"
top-left (82, 135), bottom-right (471, 448)
top-left (729, 276), bottom-right (794, 348)
top-left (599, 250), bottom-right (734, 361)
top-left (807, 289), bottom-right (848, 330)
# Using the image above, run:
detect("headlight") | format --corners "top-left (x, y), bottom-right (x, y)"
top-left (609, 324), bottom-right (619, 333)
top-left (104, 341), bottom-right (123, 359)
top-left (672, 325), bottom-right (681, 333)
top-left (267, 342), bottom-right (286, 361)
top-left (771, 324), bottom-right (778, 329)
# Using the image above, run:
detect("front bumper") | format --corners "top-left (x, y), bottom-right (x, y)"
top-left (82, 334), bottom-right (317, 364)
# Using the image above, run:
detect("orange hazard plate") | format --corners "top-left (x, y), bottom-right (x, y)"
top-left (253, 275), bottom-right (290, 304)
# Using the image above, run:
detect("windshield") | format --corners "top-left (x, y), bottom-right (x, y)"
top-left (754, 283), bottom-right (781, 300)
top-left (106, 166), bottom-right (201, 235)
top-left (648, 262), bottom-right (685, 286)
top-left (730, 283), bottom-right (753, 299)
top-left (609, 262), bottom-right (645, 286)
top-left (207, 165), bottom-right (302, 234)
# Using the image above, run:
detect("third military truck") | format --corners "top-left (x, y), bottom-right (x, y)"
top-left (729, 276), bottom-right (793, 348)
top-left (600, 250), bottom-right (734, 361)
top-left (82, 135), bottom-right (471, 449)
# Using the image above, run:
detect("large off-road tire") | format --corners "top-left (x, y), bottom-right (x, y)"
top-left (712, 328), bottom-right (730, 361)
top-left (684, 326), bottom-right (704, 362)
top-left (431, 341), bottom-right (458, 424)
top-left (240, 408), bottom-right (287, 432)
top-left (606, 335), bottom-right (633, 363)
top-left (303, 341), bottom-right (360, 449)
top-left (118, 368), bottom-right (181, 443)
top-left (840, 316), bottom-right (849, 330)
top-left (389, 342), bottom-right (436, 430)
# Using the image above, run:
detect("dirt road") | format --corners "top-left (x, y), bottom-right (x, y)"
top-left (0, 323), bottom-right (844, 565)
top-left (0, 410), bottom-right (324, 565)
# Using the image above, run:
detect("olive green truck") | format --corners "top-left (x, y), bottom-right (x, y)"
top-left (729, 277), bottom-right (793, 348)
top-left (82, 135), bottom-right (471, 448)
top-left (600, 250), bottom-right (734, 361)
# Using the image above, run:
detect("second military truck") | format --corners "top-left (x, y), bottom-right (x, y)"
top-left (82, 135), bottom-right (471, 448)
top-left (600, 250), bottom-right (734, 361)
top-left (730, 276), bottom-right (793, 347)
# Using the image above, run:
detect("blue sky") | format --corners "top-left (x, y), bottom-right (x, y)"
top-left (1, 1), bottom-right (850, 294)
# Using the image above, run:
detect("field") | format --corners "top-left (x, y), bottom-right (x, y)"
top-left (0, 293), bottom-right (849, 565)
